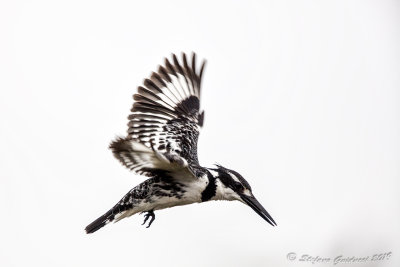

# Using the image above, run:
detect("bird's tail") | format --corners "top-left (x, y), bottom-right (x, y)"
top-left (85, 190), bottom-right (142, 234)
top-left (85, 209), bottom-right (117, 234)
top-left (85, 177), bottom-right (154, 234)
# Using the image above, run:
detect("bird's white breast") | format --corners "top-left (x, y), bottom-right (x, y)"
top-left (151, 172), bottom-right (209, 211)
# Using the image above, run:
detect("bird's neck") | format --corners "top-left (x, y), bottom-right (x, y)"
top-left (201, 169), bottom-right (235, 202)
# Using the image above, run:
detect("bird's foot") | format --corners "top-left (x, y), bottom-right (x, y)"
top-left (141, 210), bottom-right (155, 228)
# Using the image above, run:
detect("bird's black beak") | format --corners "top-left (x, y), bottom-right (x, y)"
top-left (240, 194), bottom-right (276, 226)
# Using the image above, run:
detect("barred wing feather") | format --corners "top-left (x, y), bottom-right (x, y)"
top-left (110, 53), bottom-right (206, 176)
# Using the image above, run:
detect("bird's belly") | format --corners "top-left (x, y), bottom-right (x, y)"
top-left (148, 178), bottom-right (208, 211)
top-left (150, 196), bottom-right (198, 211)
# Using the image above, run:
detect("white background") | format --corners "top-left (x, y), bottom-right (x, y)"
top-left (0, 1), bottom-right (399, 266)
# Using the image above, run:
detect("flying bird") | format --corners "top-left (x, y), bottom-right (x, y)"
top-left (85, 53), bottom-right (276, 234)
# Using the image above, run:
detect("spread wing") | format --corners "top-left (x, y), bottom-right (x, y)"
top-left (110, 53), bottom-right (206, 176)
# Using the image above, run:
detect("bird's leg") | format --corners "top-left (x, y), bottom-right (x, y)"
top-left (141, 210), bottom-right (155, 228)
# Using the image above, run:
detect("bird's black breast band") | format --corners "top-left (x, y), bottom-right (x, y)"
top-left (201, 171), bottom-right (217, 202)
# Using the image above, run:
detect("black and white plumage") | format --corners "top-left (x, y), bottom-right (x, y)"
top-left (85, 53), bottom-right (276, 234)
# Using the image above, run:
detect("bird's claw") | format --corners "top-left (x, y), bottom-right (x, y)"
top-left (141, 210), bottom-right (155, 228)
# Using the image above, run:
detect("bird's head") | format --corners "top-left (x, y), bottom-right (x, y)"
top-left (211, 164), bottom-right (276, 226)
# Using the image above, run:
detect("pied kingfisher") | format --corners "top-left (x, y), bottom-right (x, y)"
top-left (85, 53), bottom-right (276, 234)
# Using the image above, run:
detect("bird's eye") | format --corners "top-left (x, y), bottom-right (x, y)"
top-left (234, 182), bottom-right (244, 191)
